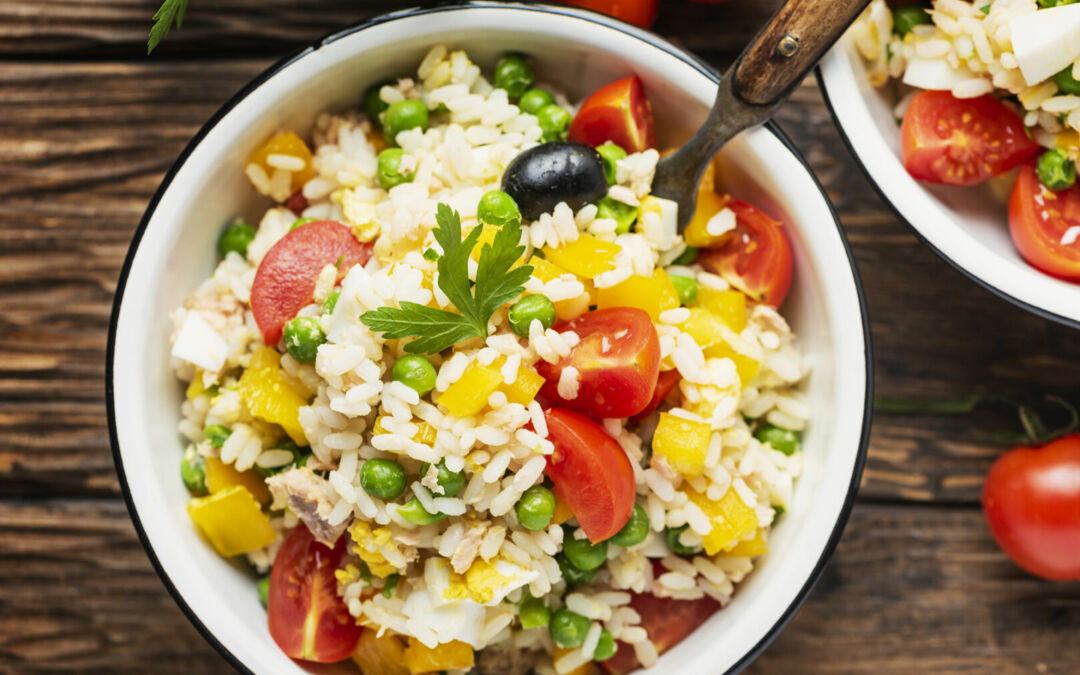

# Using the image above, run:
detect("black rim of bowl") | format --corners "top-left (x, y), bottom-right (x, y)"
top-left (106, 4), bottom-right (874, 673)
top-left (815, 66), bottom-right (1080, 331)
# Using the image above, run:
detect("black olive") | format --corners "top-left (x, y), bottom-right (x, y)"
top-left (501, 141), bottom-right (609, 222)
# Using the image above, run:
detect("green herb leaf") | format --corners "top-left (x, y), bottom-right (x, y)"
top-left (360, 204), bottom-right (533, 354)
top-left (148, 0), bottom-right (190, 54)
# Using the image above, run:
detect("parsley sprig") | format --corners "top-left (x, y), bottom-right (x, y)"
top-left (361, 203), bottom-right (533, 354)
top-left (148, 0), bottom-right (190, 54)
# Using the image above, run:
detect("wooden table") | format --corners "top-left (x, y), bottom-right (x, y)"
top-left (3, 1), bottom-right (1080, 672)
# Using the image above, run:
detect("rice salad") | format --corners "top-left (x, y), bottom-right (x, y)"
top-left (169, 45), bottom-right (807, 675)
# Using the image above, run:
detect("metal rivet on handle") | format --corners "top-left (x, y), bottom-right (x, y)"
top-left (777, 34), bottom-right (800, 58)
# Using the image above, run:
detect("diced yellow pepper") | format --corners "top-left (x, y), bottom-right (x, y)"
top-left (372, 415), bottom-right (437, 445)
top-left (529, 256), bottom-right (568, 283)
top-left (529, 256), bottom-right (594, 321)
top-left (542, 234), bottom-right (620, 279)
top-left (552, 492), bottom-right (575, 526)
top-left (186, 372), bottom-right (206, 401)
top-left (249, 130), bottom-right (316, 191)
top-left (722, 529), bottom-right (769, 558)
top-left (595, 269), bottom-right (680, 321)
top-left (653, 268), bottom-right (681, 313)
top-left (469, 224), bottom-right (526, 266)
top-left (500, 362), bottom-right (545, 407)
top-left (687, 487), bottom-right (759, 556)
top-left (187, 486), bottom-right (277, 557)
top-left (238, 347), bottom-right (309, 445)
top-left (437, 360), bottom-right (504, 418)
top-left (683, 191), bottom-right (730, 248)
top-left (204, 456), bottom-right (271, 505)
top-left (352, 631), bottom-right (410, 675)
top-left (652, 412), bottom-right (713, 478)
top-left (704, 332), bottom-right (761, 388)
top-left (696, 287), bottom-right (747, 332)
top-left (1057, 130), bottom-right (1080, 153)
top-left (679, 307), bottom-right (727, 351)
top-left (403, 638), bottom-right (474, 674)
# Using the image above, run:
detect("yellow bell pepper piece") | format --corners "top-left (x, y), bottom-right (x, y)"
top-left (679, 307), bottom-right (727, 351)
top-left (238, 347), bottom-right (309, 445)
top-left (186, 371), bottom-right (206, 401)
top-left (352, 631), bottom-right (410, 675)
top-left (552, 492), bottom-right (575, 526)
top-left (683, 191), bottom-right (730, 248)
top-left (652, 412), bottom-right (712, 478)
top-left (703, 332), bottom-right (761, 388)
top-left (687, 487), bottom-right (759, 556)
top-left (403, 638), bottom-right (474, 674)
top-left (696, 287), bottom-right (747, 332)
top-left (437, 360), bottom-right (504, 418)
top-left (499, 362), bottom-right (545, 407)
top-left (205, 456), bottom-right (271, 505)
top-left (542, 234), bottom-right (619, 279)
top-left (529, 256), bottom-right (594, 321)
top-left (249, 130), bottom-right (316, 192)
top-left (187, 486), bottom-right (277, 557)
top-left (595, 269), bottom-right (680, 321)
top-left (721, 529), bottom-right (768, 558)
top-left (372, 415), bottom-right (437, 445)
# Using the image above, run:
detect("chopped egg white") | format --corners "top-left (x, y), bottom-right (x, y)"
top-left (171, 312), bottom-right (228, 372)
top-left (902, 56), bottom-right (975, 90)
top-left (1010, 5), bottom-right (1080, 86)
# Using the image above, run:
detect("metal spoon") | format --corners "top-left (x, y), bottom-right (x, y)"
top-left (503, 0), bottom-right (872, 228)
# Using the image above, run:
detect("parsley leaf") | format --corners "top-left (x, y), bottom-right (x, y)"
top-left (360, 203), bottom-right (532, 354)
top-left (148, 0), bottom-right (190, 54)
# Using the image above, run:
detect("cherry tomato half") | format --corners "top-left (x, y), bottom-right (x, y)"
top-left (544, 407), bottom-right (637, 543)
top-left (697, 197), bottom-right (793, 307)
top-left (982, 433), bottom-right (1080, 581)
top-left (600, 589), bottom-right (720, 674)
top-left (900, 90), bottom-right (1038, 187)
top-left (568, 75), bottom-right (656, 153)
top-left (557, 0), bottom-right (659, 28)
top-left (1008, 163), bottom-right (1080, 280)
top-left (251, 221), bottom-right (372, 345)
top-left (629, 369), bottom-right (680, 424)
top-left (536, 307), bottom-right (661, 419)
top-left (268, 524), bottom-right (363, 662)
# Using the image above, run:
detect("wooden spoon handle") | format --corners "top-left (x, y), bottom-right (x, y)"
top-left (732, 0), bottom-right (871, 106)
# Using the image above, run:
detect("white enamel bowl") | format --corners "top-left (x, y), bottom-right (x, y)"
top-left (819, 35), bottom-right (1080, 328)
top-left (108, 4), bottom-right (871, 673)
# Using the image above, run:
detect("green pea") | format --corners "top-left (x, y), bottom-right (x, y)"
top-left (596, 196), bottom-right (638, 235)
top-left (518, 87), bottom-right (555, 115)
top-left (754, 423), bottom-right (802, 456)
top-left (203, 424), bottom-right (231, 449)
top-left (397, 496), bottom-right (447, 525)
top-left (383, 99), bottom-right (429, 146)
top-left (322, 290), bottom-right (340, 315)
top-left (563, 532), bottom-right (608, 571)
top-left (666, 525), bottom-right (703, 556)
top-left (364, 79), bottom-right (393, 124)
top-left (1055, 66), bottom-right (1080, 95)
top-left (419, 459), bottom-right (466, 498)
top-left (596, 142), bottom-right (628, 185)
top-left (290, 217), bottom-right (318, 231)
top-left (382, 573), bottom-right (400, 598)
top-left (493, 54), bottom-right (535, 100)
top-left (508, 295), bottom-right (556, 337)
top-left (283, 316), bottom-right (326, 363)
top-left (556, 553), bottom-right (597, 586)
top-left (672, 246), bottom-right (699, 266)
top-left (537, 104), bottom-right (572, 142)
top-left (892, 5), bottom-right (932, 36)
top-left (549, 608), bottom-right (591, 648)
top-left (669, 275), bottom-right (698, 306)
top-left (392, 354), bottom-right (437, 397)
top-left (1036, 149), bottom-right (1076, 191)
top-left (377, 148), bottom-right (416, 190)
top-left (519, 595), bottom-right (551, 629)
top-left (515, 485), bottom-right (556, 531)
top-left (181, 445), bottom-right (207, 495)
top-left (359, 458), bottom-right (407, 500)
top-left (257, 576), bottom-right (270, 608)
top-left (217, 223), bottom-right (256, 258)
top-left (593, 628), bottom-right (616, 661)
top-left (610, 504), bottom-right (649, 548)
top-left (477, 190), bottom-right (522, 228)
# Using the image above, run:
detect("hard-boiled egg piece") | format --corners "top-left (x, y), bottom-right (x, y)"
top-left (902, 56), bottom-right (975, 91)
top-left (171, 312), bottom-right (228, 372)
top-left (1010, 5), bottom-right (1080, 86)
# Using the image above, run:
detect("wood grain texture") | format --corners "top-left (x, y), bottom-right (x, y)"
top-left (3, 3), bottom-right (1080, 672)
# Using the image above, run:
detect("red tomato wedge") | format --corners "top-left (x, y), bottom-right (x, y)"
top-left (268, 525), bottom-right (363, 663)
top-left (600, 590), bottom-right (720, 674)
top-left (698, 197), bottom-right (793, 307)
top-left (982, 434), bottom-right (1080, 581)
top-left (251, 221), bottom-right (372, 345)
top-left (629, 369), bottom-right (680, 424)
top-left (1008, 163), bottom-right (1080, 280)
top-left (536, 307), bottom-right (661, 419)
top-left (900, 90), bottom-right (1038, 187)
top-left (568, 75), bottom-right (656, 153)
top-left (558, 0), bottom-right (659, 28)
top-left (544, 407), bottom-right (636, 543)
